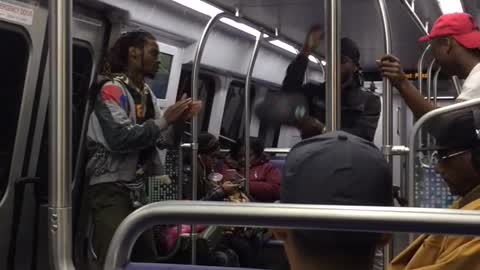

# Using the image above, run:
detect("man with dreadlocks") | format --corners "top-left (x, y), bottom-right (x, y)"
top-left (86, 31), bottom-right (201, 266)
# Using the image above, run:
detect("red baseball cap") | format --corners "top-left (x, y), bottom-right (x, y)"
top-left (419, 13), bottom-right (480, 49)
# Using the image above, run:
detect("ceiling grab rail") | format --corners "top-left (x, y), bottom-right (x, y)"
top-left (377, 0), bottom-right (394, 265)
top-left (191, 11), bottom-right (267, 264)
top-left (244, 32), bottom-right (264, 196)
top-left (325, 0), bottom-right (341, 131)
top-left (48, 0), bottom-right (75, 269)
top-left (104, 201), bottom-right (480, 270)
top-left (400, 0), bottom-right (429, 34)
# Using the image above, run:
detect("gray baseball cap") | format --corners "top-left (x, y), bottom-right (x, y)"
top-left (281, 131), bottom-right (393, 251)
top-left (282, 131), bottom-right (393, 207)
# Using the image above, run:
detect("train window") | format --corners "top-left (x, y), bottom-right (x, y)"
top-left (259, 122), bottom-right (280, 148)
top-left (0, 29), bottom-right (29, 197)
top-left (147, 52), bottom-right (174, 99)
top-left (177, 70), bottom-right (215, 132)
top-left (220, 81), bottom-right (256, 147)
top-left (258, 89), bottom-right (281, 148)
top-left (72, 42), bottom-right (93, 173)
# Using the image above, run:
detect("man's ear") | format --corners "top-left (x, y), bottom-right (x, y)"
top-left (272, 228), bottom-right (289, 241)
top-left (128, 46), bottom-right (138, 59)
top-left (444, 37), bottom-right (455, 54)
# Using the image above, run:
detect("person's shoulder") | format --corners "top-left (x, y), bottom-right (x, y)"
top-left (358, 86), bottom-right (380, 98)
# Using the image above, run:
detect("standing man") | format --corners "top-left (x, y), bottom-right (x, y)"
top-left (282, 25), bottom-right (381, 141)
top-left (378, 13), bottom-right (480, 119)
top-left (86, 31), bottom-right (201, 266)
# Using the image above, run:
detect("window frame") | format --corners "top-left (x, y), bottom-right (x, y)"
top-left (153, 41), bottom-right (183, 108)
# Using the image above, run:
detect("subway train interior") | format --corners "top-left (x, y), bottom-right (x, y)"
top-left (1, 0), bottom-right (479, 269)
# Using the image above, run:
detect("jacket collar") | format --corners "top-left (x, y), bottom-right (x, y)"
top-left (459, 184), bottom-right (480, 208)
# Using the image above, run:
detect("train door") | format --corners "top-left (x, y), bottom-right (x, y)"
top-left (0, 1), bottom-right (48, 269)
top-left (24, 10), bottom-right (106, 270)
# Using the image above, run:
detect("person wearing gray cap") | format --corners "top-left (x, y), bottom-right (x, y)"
top-left (390, 110), bottom-right (480, 270)
top-left (273, 131), bottom-right (393, 270)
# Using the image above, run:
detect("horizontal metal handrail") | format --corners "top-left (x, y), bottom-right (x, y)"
top-left (105, 201), bottom-right (480, 270)
top-left (218, 148), bottom-right (291, 154)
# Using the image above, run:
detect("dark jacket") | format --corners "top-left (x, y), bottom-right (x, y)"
top-left (282, 54), bottom-right (381, 141)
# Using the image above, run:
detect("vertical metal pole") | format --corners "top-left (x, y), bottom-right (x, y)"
top-left (425, 60), bottom-right (436, 147)
top-left (191, 12), bottom-right (230, 265)
top-left (325, 0), bottom-right (341, 131)
top-left (417, 45), bottom-right (431, 97)
top-left (244, 33), bottom-right (263, 195)
top-left (452, 76), bottom-right (462, 96)
top-left (433, 67), bottom-right (441, 108)
top-left (49, 0), bottom-right (75, 270)
top-left (378, 0), bottom-right (393, 163)
top-left (377, 0), bottom-right (393, 267)
top-left (415, 45), bottom-right (431, 173)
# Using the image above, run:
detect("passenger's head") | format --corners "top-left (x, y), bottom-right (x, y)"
top-left (107, 31), bottom-right (160, 79)
top-left (419, 13), bottom-right (480, 78)
top-left (340, 37), bottom-right (361, 86)
top-left (198, 133), bottom-right (220, 169)
top-left (428, 110), bottom-right (480, 196)
top-left (273, 131), bottom-right (392, 270)
top-left (238, 137), bottom-right (265, 165)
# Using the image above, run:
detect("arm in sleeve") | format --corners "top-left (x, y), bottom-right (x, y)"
top-left (393, 238), bottom-right (480, 270)
top-left (249, 163), bottom-right (281, 202)
top-left (94, 83), bottom-right (168, 152)
top-left (281, 54), bottom-right (309, 94)
top-left (156, 122), bottom-right (185, 149)
top-left (201, 188), bottom-right (226, 202)
top-left (342, 93), bottom-right (381, 142)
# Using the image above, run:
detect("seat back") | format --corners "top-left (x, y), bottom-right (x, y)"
top-left (125, 263), bottom-right (265, 270)
top-left (269, 158), bottom-right (286, 174)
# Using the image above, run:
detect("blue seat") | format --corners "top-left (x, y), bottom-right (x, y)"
top-left (125, 263), bottom-right (265, 270)
top-left (269, 158), bottom-right (286, 173)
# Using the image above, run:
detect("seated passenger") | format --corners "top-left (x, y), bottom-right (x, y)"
top-left (238, 138), bottom-right (281, 202)
top-left (197, 133), bottom-right (238, 201)
top-left (390, 110), bottom-right (480, 270)
top-left (378, 13), bottom-right (480, 119)
top-left (282, 25), bottom-right (381, 141)
top-left (273, 131), bottom-right (393, 270)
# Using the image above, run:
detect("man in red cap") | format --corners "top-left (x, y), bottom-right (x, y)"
top-left (377, 13), bottom-right (480, 119)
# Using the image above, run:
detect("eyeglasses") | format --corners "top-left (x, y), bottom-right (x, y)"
top-left (431, 149), bottom-right (470, 164)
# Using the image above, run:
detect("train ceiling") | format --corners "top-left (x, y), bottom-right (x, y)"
top-left (205, 0), bottom-right (444, 72)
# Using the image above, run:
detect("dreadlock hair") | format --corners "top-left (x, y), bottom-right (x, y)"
top-left (104, 30), bottom-right (156, 76)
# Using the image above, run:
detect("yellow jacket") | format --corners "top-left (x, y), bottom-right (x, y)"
top-left (389, 197), bottom-right (480, 270)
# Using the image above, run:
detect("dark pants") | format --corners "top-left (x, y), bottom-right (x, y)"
top-left (89, 183), bottom-right (156, 267)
